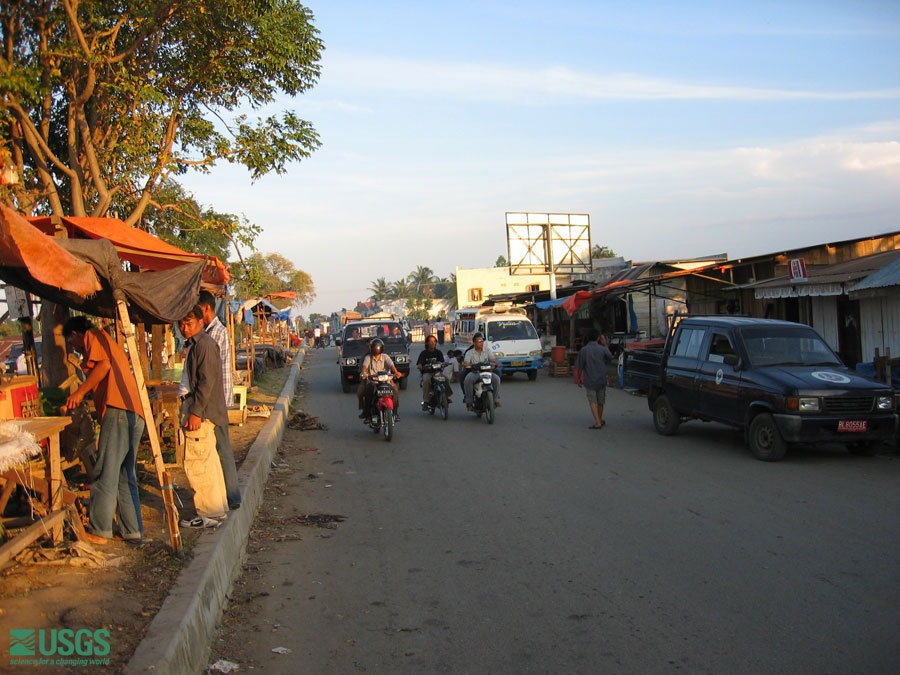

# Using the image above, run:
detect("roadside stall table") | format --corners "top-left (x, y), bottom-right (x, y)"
top-left (0, 416), bottom-right (71, 560)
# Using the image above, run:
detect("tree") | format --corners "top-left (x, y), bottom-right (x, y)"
top-left (368, 277), bottom-right (391, 301)
top-left (232, 252), bottom-right (315, 305)
top-left (408, 266), bottom-right (435, 297)
top-left (390, 279), bottom-right (413, 300)
top-left (405, 295), bottom-right (433, 321)
top-left (495, 255), bottom-right (508, 267)
top-left (0, 0), bottom-right (323, 240)
top-left (592, 245), bottom-right (618, 259)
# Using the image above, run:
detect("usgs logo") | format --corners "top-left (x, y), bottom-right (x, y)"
top-left (9, 628), bottom-right (110, 658)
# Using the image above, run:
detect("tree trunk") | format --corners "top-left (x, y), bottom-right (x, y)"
top-left (39, 302), bottom-right (72, 388)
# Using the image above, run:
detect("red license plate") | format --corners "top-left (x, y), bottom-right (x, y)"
top-left (837, 420), bottom-right (867, 432)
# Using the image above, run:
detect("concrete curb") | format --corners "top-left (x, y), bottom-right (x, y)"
top-left (125, 350), bottom-right (306, 674)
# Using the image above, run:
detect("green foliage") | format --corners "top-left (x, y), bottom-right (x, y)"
top-left (591, 245), bottom-right (618, 259)
top-left (405, 295), bottom-right (433, 321)
top-left (495, 255), bottom-right (508, 267)
top-left (232, 252), bottom-right (315, 306)
top-left (1, 0), bottom-right (323, 233)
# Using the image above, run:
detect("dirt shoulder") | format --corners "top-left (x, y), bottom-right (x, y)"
top-left (0, 362), bottom-right (295, 673)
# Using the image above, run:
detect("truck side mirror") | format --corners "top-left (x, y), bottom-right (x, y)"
top-left (724, 354), bottom-right (740, 368)
top-left (335, 337), bottom-right (342, 346)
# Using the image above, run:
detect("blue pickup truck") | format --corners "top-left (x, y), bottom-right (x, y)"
top-left (623, 316), bottom-right (897, 461)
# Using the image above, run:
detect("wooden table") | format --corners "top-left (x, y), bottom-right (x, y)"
top-left (1, 416), bottom-right (71, 544)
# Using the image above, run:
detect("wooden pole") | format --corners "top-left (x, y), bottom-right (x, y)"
top-left (114, 294), bottom-right (182, 553)
top-left (150, 324), bottom-right (163, 382)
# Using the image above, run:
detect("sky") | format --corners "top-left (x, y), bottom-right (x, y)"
top-left (179, 0), bottom-right (900, 318)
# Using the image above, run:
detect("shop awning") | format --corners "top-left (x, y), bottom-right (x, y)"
top-left (27, 215), bottom-right (230, 287)
top-left (1, 205), bottom-right (204, 324)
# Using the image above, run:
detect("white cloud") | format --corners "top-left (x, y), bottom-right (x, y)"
top-left (322, 55), bottom-right (900, 103)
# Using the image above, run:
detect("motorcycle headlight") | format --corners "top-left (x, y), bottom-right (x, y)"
top-left (529, 349), bottom-right (542, 356)
top-left (877, 395), bottom-right (894, 411)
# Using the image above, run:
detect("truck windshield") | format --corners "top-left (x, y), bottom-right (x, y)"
top-left (343, 323), bottom-right (404, 343)
top-left (740, 327), bottom-right (841, 367)
top-left (487, 320), bottom-right (537, 341)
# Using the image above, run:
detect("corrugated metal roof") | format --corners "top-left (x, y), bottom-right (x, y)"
top-left (738, 249), bottom-right (900, 291)
top-left (847, 256), bottom-right (900, 292)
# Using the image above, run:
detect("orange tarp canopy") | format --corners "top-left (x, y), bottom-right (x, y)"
top-left (0, 205), bottom-right (102, 297)
top-left (28, 216), bottom-right (230, 286)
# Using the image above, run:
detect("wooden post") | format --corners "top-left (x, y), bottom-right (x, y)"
top-left (114, 294), bottom-right (181, 552)
top-left (150, 324), bottom-right (163, 382)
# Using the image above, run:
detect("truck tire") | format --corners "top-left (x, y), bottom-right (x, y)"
top-left (748, 413), bottom-right (788, 461)
top-left (847, 441), bottom-right (877, 456)
top-left (399, 377), bottom-right (408, 390)
top-left (653, 395), bottom-right (679, 436)
top-left (341, 378), bottom-right (351, 393)
top-left (527, 369), bottom-right (538, 381)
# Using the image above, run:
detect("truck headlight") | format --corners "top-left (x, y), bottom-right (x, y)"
top-left (798, 397), bottom-right (820, 412)
top-left (394, 355), bottom-right (408, 364)
top-left (344, 358), bottom-right (356, 366)
top-left (876, 395), bottom-right (894, 411)
top-left (788, 396), bottom-right (819, 412)
top-left (529, 349), bottom-right (542, 356)
top-left (494, 352), bottom-right (504, 358)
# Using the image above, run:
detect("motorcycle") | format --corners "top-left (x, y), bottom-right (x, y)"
top-left (364, 372), bottom-right (398, 441)
top-left (469, 363), bottom-right (497, 424)
top-left (421, 359), bottom-right (451, 420)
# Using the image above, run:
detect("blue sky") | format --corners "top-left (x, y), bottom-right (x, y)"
top-left (180, 0), bottom-right (900, 317)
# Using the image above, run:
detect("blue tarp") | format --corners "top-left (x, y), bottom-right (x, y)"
top-left (535, 297), bottom-right (568, 309)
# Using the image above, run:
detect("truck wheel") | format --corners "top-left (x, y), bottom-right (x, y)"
top-left (341, 378), bottom-right (351, 393)
top-left (399, 377), bottom-right (408, 390)
top-left (653, 395), bottom-right (679, 436)
top-left (527, 369), bottom-right (538, 381)
top-left (748, 413), bottom-right (788, 461)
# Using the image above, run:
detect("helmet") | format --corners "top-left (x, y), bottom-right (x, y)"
top-left (370, 338), bottom-right (384, 354)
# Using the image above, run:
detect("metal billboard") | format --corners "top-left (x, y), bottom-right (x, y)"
top-left (506, 212), bottom-right (592, 275)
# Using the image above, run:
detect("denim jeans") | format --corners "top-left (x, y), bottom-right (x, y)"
top-left (89, 407), bottom-right (145, 540)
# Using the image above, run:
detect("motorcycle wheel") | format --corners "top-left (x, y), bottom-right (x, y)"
top-left (440, 390), bottom-right (449, 420)
top-left (484, 392), bottom-right (495, 424)
top-left (383, 410), bottom-right (394, 442)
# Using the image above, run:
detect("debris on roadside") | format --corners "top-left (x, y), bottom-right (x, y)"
top-left (14, 541), bottom-right (127, 568)
top-left (246, 404), bottom-right (271, 418)
top-left (287, 411), bottom-right (327, 430)
top-left (207, 659), bottom-right (240, 673)
top-left (271, 646), bottom-right (292, 654)
top-left (293, 513), bottom-right (345, 529)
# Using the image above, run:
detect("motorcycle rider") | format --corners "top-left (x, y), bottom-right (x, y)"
top-left (463, 333), bottom-right (501, 411)
top-left (361, 338), bottom-right (403, 423)
top-left (416, 334), bottom-right (446, 411)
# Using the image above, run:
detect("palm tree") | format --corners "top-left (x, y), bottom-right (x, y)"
top-left (390, 278), bottom-right (413, 299)
top-left (368, 277), bottom-right (391, 301)
top-left (408, 265), bottom-right (435, 297)
top-left (437, 273), bottom-right (457, 310)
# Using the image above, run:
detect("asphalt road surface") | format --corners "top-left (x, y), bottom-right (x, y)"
top-left (218, 345), bottom-right (900, 674)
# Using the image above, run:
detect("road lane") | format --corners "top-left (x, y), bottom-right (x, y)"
top-left (212, 345), bottom-right (900, 674)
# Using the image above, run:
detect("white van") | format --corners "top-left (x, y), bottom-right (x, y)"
top-left (451, 306), bottom-right (543, 380)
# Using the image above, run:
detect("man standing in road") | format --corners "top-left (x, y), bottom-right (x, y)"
top-left (196, 290), bottom-right (241, 510)
top-left (63, 317), bottom-right (145, 545)
top-left (574, 329), bottom-right (614, 429)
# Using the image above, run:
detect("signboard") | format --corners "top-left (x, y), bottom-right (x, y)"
top-left (506, 212), bottom-right (592, 276)
top-left (4, 286), bottom-right (31, 320)
top-left (789, 258), bottom-right (808, 281)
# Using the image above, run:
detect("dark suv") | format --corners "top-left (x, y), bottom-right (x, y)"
top-left (336, 320), bottom-right (410, 393)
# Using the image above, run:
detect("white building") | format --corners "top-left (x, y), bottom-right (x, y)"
top-left (455, 266), bottom-right (571, 310)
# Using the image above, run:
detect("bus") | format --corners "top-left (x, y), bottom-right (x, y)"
top-left (451, 306), bottom-right (543, 380)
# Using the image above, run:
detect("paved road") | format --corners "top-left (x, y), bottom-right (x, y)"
top-left (219, 345), bottom-right (900, 674)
